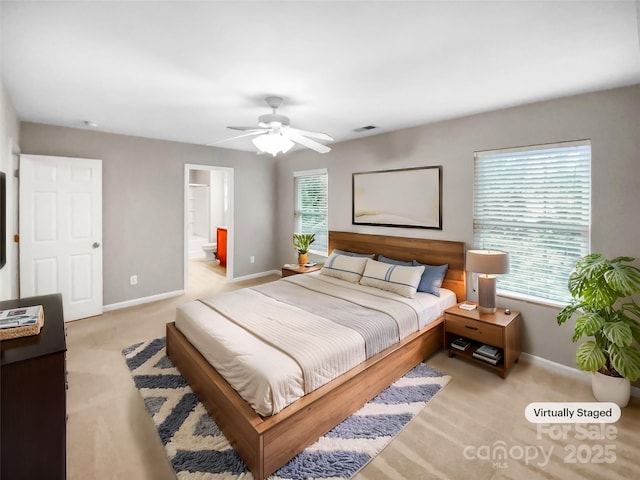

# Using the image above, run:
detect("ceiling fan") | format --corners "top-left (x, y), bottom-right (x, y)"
top-left (219, 96), bottom-right (333, 156)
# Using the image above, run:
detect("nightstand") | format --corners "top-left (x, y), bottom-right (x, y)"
top-left (281, 264), bottom-right (323, 277)
top-left (444, 303), bottom-right (521, 378)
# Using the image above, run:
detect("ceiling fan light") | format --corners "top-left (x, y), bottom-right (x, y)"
top-left (252, 133), bottom-right (294, 156)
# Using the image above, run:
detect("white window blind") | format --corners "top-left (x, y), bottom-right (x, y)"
top-left (473, 141), bottom-right (591, 303)
top-left (294, 169), bottom-right (328, 255)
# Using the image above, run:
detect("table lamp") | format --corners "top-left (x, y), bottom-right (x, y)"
top-left (466, 249), bottom-right (509, 314)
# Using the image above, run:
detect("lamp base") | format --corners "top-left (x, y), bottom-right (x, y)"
top-left (477, 275), bottom-right (497, 314)
top-left (478, 306), bottom-right (497, 314)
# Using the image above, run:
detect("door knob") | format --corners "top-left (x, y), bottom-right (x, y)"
top-left (93, 242), bottom-right (101, 248)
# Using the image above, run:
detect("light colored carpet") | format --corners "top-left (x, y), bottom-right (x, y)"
top-left (65, 259), bottom-right (640, 480)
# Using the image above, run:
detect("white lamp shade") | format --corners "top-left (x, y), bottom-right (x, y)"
top-left (466, 249), bottom-right (508, 314)
top-left (252, 133), bottom-right (294, 156)
top-left (466, 249), bottom-right (509, 274)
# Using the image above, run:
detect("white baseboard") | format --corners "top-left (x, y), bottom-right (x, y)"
top-left (521, 352), bottom-right (640, 399)
top-left (103, 289), bottom-right (185, 312)
top-left (104, 270), bottom-right (278, 310)
top-left (228, 270), bottom-right (281, 283)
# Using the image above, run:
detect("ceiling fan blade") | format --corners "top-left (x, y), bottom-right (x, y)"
top-left (227, 126), bottom-right (261, 131)
top-left (284, 130), bottom-right (331, 154)
top-left (287, 127), bottom-right (333, 142)
top-left (213, 129), bottom-right (267, 144)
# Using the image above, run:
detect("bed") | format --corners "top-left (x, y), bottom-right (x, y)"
top-left (166, 231), bottom-right (466, 479)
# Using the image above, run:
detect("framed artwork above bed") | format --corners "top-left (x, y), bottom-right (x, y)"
top-left (352, 165), bottom-right (442, 229)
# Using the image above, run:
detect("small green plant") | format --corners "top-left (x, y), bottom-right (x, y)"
top-left (557, 254), bottom-right (640, 381)
top-left (293, 233), bottom-right (315, 254)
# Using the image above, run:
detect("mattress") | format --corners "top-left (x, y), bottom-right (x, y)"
top-left (175, 272), bottom-right (456, 416)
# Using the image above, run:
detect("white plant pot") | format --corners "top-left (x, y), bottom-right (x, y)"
top-left (591, 371), bottom-right (630, 407)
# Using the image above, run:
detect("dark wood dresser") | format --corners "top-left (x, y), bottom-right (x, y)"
top-left (1, 294), bottom-right (67, 480)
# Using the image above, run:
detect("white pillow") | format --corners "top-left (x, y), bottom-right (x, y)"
top-left (359, 258), bottom-right (425, 298)
top-left (320, 253), bottom-right (368, 283)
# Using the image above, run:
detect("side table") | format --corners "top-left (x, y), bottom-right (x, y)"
top-left (444, 303), bottom-right (521, 378)
top-left (281, 264), bottom-right (323, 277)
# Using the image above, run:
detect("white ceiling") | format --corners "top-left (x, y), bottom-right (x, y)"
top-left (2, 1), bottom-right (640, 153)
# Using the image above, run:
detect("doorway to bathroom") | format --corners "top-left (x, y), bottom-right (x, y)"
top-left (183, 164), bottom-right (233, 294)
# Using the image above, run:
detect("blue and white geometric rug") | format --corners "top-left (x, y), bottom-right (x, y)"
top-left (123, 337), bottom-right (450, 480)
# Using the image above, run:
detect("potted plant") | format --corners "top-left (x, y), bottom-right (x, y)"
top-left (557, 253), bottom-right (640, 407)
top-left (293, 233), bottom-right (315, 266)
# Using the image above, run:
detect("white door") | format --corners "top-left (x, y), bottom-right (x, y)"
top-left (20, 154), bottom-right (103, 321)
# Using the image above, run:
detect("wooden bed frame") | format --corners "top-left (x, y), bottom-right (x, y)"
top-left (166, 231), bottom-right (465, 479)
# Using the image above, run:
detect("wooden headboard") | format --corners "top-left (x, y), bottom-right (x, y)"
top-left (328, 231), bottom-right (466, 301)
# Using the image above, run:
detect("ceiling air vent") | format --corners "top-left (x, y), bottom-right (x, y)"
top-left (353, 125), bottom-right (378, 132)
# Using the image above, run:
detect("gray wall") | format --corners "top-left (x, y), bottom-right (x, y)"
top-left (276, 84), bottom-right (640, 371)
top-left (0, 80), bottom-right (20, 301)
top-left (19, 123), bottom-right (276, 306)
top-left (10, 85), bottom-right (640, 373)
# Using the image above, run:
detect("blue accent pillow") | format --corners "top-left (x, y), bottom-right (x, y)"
top-left (377, 254), bottom-right (413, 266)
top-left (332, 249), bottom-right (375, 258)
top-left (412, 261), bottom-right (449, 296)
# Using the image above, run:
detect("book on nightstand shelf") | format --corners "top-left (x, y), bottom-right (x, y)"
top-left (473, 351), bottom-right (503, 365)
top-left (450, 337), bottom-right (472, 351)
top-left (473, 344), bottom-right (503, 365)
top-left (476, 344), bottom-right (501, 358)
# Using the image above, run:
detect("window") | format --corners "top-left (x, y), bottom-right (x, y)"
top-left (294, 169), bottom-right (328, 255)
top-left (473, 141), bottom-right (591, 304)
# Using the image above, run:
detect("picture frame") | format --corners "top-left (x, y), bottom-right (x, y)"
top-left (352, 165), bottom-right (442, 229)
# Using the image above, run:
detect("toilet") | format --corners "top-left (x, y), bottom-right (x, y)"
top-left (202, 242), bottom-right (217, 260)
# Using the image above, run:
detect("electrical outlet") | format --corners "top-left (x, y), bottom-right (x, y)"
top-left (130, 275), bottom-right (138, 285)
top-left (250, 256), bottom-right (255, 264)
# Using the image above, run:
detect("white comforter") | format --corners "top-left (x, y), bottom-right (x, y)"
top-left (175, 272), bottom-right (456, 416)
